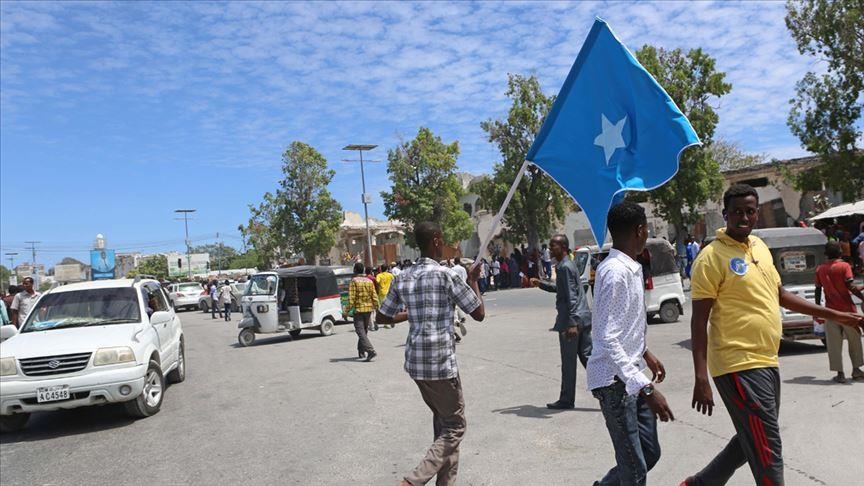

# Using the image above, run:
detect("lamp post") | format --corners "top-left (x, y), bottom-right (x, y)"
top-left (174, 209), bottom-right (196, 279)
top-left (343, 144), bottom-right (378, 267)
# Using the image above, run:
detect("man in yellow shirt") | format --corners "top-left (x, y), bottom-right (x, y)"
top-left (349, 262), bottom-right (379, 362)
top-left (683, 184), bottom-right (864, 486)
top-left (375, 264), bottom-right (395, 328)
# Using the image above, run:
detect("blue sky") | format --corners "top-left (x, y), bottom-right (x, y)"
top-left (1, 1), bottom-right (817, 269)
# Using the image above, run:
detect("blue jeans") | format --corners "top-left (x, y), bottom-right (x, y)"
top-left (223, 303), bottom-right (231, 321)
top-left (592, 381), bottom-right (661, 486)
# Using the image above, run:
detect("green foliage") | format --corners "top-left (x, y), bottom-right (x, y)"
top-left (190, 243), bottom-right (238, 271)
top-left (229, 249), bottom-right (266, 270)
top-left (635, 46), bottom-right (729, 231)
top-left (0, 265), bottom-right (11, 292)
top-left (380, 127), bottom-right (473, 247)
top-left (478, 74), bottom-right (570, 248)
top-left (240, 142), bottom-right (343, 265)
top-left (785, 0), bottom-right (863, 199)
top-left (127, 255), bottom-right (169, 281)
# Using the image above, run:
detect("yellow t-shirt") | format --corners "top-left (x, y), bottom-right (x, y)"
top-left (691, 228), bottom-right (782, 377)
top-left (376, 271), bottom-right (394, 302)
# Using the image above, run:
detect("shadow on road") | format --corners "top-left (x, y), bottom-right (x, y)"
top-left (329, 357), bottom-right (366, 363)
top-left (779, 340), bottom-right (825, 356)
top-left (675, 339), bottom-right (693, 351)
top-left (228, 332), bottom-right (326, 349)
top-left (0, 404), bottom-right (135, 444)
top-left (491, 404), bottom-right (600, 419)
top-left (783, 375), bottom-right (847, 386)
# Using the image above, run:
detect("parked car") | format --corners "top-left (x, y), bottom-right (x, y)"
top-left (0, 278), bottom-right (186, 433)
top-left (197, 282), bottom-right (246, 312)
top-left (167, 282), bottom-right (204, 311)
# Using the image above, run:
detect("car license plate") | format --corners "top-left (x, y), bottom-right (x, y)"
top-left (36, 385), bottom-right (70, 403)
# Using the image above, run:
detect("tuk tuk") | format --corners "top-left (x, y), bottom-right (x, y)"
top-left (750, 227), bottom-right (828, 341)
top-left (575, 238), bottom-right (686, 323)
top-left (237, 266), bottom-right (344, 347)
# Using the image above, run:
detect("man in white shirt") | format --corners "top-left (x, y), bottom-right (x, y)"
top-left (587, 201), bottom-right (674, 486)
top-left (10, 277), bottom-right (41, 327)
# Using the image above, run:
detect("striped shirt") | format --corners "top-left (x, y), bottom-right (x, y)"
top-left (348, 276), bottom-right (378, 313)
top-left (379, 257), bottom-right (481, 380)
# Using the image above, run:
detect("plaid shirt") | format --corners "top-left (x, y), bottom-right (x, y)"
top-left (379, 257), bottom-right (481, 380)
top-left (349, 276), bottom-right (378, 313)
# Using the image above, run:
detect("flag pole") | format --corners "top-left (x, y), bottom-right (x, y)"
top-left (472, 160), bottom-right (530, 269)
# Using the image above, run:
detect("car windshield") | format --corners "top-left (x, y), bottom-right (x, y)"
top-left (245, 275), bottom-right (277, 296)
top-left (177, 283), bottom-right (202, 292)
top-left (21, 287), bottom-right (141, 333)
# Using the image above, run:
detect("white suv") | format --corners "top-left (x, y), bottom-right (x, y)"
top-left (0, 278), bottom-right (186, 433)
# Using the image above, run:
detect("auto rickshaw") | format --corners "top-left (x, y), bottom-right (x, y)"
top-left (236, 266), bottom-right (344, 346)
top-left (575, 238), bottom-right (686, 323)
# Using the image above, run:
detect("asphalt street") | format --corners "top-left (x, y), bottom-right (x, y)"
top-left (1, 287), bottom-right (862, 485)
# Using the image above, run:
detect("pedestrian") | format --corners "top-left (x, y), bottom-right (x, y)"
top-left (685, 235), bottom-right (700, 279)
top-left (376, 264), bottom-right (395, 328)
top-left (684, 184), bottom-right (864, 486)
top-left (349, 262), bottom-right (378, 361)
top-left (219, 279), bottom-right (233, 322)
top-left (10, 277), bottom-right (42, 327)
top-left (541, 243), bottom-right (553, 279)
top-left (499, 257), bottom-right (510, 289)
top-left (0, 290), bottom-right (9, 326)
top-left (2, 285), bottom-right (18, 317)
top-left (209, 279), bottom-right (222, 319)
top-left (390, 261), bottom-right (402, 278)
top-left (815, 241), bottom-right (864, 383)
top-left (587, 201), bottom-right (673, 486)
top-left (376, 222), bottom-right (484, 486)
top-left (490, 257), bottom-right (500, 291)
top-left (478, 258), bottom-right (489, 294)
top-left (530, 234), bottom-right (592, 410)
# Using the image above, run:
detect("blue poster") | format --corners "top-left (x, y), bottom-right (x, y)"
top-left (91, 249), bottom-right (116, 280)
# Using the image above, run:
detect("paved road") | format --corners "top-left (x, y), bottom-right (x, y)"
top-left (2, 288), bottom-right (862, 485)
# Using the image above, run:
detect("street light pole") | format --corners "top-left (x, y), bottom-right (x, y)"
top-left (4, 252), bottom-right (17, 293)
top-left (343, 144), bottom-right (378, 268)
top-left (174, 209), bottom-right (196, 279)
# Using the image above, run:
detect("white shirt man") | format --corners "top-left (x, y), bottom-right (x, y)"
top-left (11, 278), bottom-right (41, 327)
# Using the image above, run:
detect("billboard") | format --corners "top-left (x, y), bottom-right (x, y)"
top-left (91, 249), bottom-right (116, 280)
top-left (167, 253), bottom-right (210, 278)
top-left (55, 264), bottom-right (85, 283)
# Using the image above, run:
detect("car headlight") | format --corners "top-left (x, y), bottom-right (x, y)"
top-left (93, 347), bottom-right (136, 366)
top-left (0, 357), bottom-right (17, 377)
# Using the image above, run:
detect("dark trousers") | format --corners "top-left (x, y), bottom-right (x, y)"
top-left (223, 303), bottom-right (231, 321)
top-left (404, 376), bottom-right (465, 486)
top-left (557, 328), bottom-right (592, 405)
top-left (592, 381), bottom-right (661, 486)
top-left (353, 312), bottom-right (375, 354)
top-left (211, 297), bottom-right (222, 318)
top-left (692, 367), bottom-right (783, 485)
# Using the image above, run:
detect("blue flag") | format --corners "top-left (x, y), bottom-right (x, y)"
top-left (526, 18), bottom-right (700, 246)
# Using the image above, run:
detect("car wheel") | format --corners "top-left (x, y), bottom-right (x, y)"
top-left (319, 317), bottom-right (335, 336)
top-left (238, 328), bottom-right (255, 347)
top-left (0, 413), bottom-right (30, 433)
top-left (659, 302), bottom-right (680, 323)
top-left (821, 338), bottom-right (827, 346)
top-left (167, 339), bottom-right (186, 384)
top-left (289, 329), bottom-right (302, 338)
top-left (124, 359), bottom-right (164, 418)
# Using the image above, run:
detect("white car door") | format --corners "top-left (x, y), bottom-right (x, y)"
top-left (144, 283), bottom-right (176, 365)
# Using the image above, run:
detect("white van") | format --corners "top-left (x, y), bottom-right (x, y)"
top-left (575, 238), bottom-right (686, 323)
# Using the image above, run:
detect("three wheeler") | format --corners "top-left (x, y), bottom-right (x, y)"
top-left (237, 266), bottom-right (344, 347)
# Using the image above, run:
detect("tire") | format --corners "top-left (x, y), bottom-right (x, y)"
top-left (238, 328), bottom-right (256, 347)
top-left (821, 338), bottom-right (827, 346)
top-left (124, 360), bottom-right (164, 418)
top-left (659, 302), bottom-right (680, 323)
top-left (0, 413), bottom-right (30, 433)
top-left (167, 339), bottom-right (186, 384)
top-left (199, 300), bottom-right (209, 312)
top-left (319, 317), bottom-right (335, 336)
top-left (289, 329), bottom-right (302, 338)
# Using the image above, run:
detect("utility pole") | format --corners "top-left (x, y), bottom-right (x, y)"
top-left (24, 241), bottom-right (40, 286)
top-left (4, 252), bottom-right (17, 292)
top-left (343, 144), bottom-right (378, 267)
top-left (174, 209), bottom-right (196, 279)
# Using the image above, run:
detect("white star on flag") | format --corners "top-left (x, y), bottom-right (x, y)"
top-left (593, 114), bottom-right (627, 165)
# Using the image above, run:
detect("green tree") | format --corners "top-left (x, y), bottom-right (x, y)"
top-left (785, 0), bottom-right (864, 198)
top-left (710, 139), bottom-right (766, 172)
top-left (635, 46), bottom-right (730, 238)
top-left (476, 74), bottom-right (570, 249)
top-left (190, 243), bottom-right (239, 271)
top-left (229, 249), bottom-right (266, 270)
top-left (127, 255), bottom-right (169, 281)
top-left (240, 142), bottom-right (343, 265)
top-left (0, 265), bottom-right (11, 293)
top-left (380, 127), bottom-right (474, 247)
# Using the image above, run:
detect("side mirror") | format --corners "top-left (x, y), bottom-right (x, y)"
top-left (149, 311), bottom-right (172, 326)
top-left (0, 324), bottom-right (19, 341)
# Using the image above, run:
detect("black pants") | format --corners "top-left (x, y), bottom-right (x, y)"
top-left (353, 312), bottom-right (375, 354)
top-left (692, 367), bottom-right (783, 485)
top-left (557, 327), bottom-right (592, 405)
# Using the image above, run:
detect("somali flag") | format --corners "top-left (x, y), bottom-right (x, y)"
top-left (526, 18), bottom-right (700, 246)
